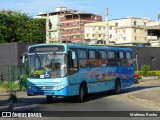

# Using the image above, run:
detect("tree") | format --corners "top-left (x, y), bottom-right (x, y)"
top-left (0, 10), bottom-right (46, 43)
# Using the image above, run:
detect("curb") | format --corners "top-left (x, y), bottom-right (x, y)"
top-left (127, 94), bottom-right (160, 110)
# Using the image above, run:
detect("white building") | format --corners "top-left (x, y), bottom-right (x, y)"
top-left (146, 20), bottom-right (160, 47)
top-left (84, 22), bottom-right (106, 44)
top-left (84, 17), bottom-right (150, 46)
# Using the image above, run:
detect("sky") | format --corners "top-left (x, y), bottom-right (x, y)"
top-left (0, 0), bottom-right (160, 21)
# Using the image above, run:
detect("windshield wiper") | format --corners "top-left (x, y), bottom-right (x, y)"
top-left (51, 52), bottom-right (57, 70)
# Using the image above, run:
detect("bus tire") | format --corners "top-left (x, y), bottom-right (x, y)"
top-left (46, 95), bottom-right (53, 103)
top-left (77, 85), bottom-right (85, 103)
top-left (115, 80), bottom-right (121, 94)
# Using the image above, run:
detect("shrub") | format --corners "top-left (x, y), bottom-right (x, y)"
top-left (135, 70), bottom-right (160, 79)
top-left (140, 65), bottom-right (150, 76)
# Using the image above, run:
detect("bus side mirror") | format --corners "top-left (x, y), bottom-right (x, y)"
top-left (72, 52), bottom-right (75, 59)
top-left (22, 56), bottom-right (25, 63)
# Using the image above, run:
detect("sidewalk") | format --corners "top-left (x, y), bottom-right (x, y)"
top-left (0, 91), bottom-right (26, 111)
top-left (128, 79), bottom-right (160, 110)
top-left (0, 92), bottom-right (11, 111)
top-left (0, 79), bottom-right (160, 111)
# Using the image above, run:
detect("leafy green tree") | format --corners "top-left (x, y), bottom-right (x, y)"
top-left (0, 10), bottom-right (46, 43)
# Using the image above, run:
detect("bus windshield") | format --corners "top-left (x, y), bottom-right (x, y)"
top-left (28, 53), bottom-right (67, 78)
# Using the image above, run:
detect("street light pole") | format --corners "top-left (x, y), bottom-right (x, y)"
top-left (136, 53), bottom-right (139, 74)
top-left (105, 8), bottom-right (109, 45)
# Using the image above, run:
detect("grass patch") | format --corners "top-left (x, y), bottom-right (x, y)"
top-left (0, 82), bottom-right (26, 93)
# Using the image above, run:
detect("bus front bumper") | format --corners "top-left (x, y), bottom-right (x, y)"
top-left (26, 87), bottom-right (69, 97)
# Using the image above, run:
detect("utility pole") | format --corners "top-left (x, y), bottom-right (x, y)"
top-left (46, 13), bottom-right (50, 43)
top-left (158, 14), bottom-right (160, 47)
top-left (105, 8), bottom-right (109, 45)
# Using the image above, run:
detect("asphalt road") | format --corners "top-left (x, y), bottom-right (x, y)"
top-left (8, 95), bottom-right (159, 120)
top-left (13, 91), bottom-right (156, 111)
top-left (6, 83), bottom-right (159, 120)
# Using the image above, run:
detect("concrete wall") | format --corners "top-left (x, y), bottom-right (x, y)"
top-left (131, 47), bottom-right (160, 70)
top-left (0, 43), bottom-right (159, 71)
top-left (0, 43), bottom-right (28, 67)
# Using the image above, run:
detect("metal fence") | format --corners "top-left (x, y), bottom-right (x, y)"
top-left (0, 65), bottom-right (27, 83)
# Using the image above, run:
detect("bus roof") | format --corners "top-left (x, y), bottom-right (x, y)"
top-left (28, 43), bottom-right (132, 52)
top-left (67, 44), bottom-right (132, 51)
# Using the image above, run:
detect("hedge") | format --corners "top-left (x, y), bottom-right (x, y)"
top-left (135, 71), bottom-right (160, 79)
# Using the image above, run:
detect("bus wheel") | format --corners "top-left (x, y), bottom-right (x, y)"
top-left (78, 85), bottom-right (85, 103)
top-left (115, 80), bottom-right (121, 94)
top-left (46, 96), bottom-right (53, 103)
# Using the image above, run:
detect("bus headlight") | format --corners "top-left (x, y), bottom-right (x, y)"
top-left (55, 85), bottom-right (66, 90)
top-left (27, 86), bottom-right (35, 89)
top-left (27, 85), bottom-right (32, 89)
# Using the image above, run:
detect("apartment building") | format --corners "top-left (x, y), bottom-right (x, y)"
top-left (113, 17), bottom-right (149, 45)
top-left (84, 22), bottom-right (106, 44)
top-left (36, 7), bottom-right (102, 43)
top-left (85, 17), bottom-right (150, 45)
top-left (146, 20), bottom-right (160, 47)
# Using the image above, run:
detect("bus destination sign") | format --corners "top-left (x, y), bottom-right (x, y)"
top-left (29, 45), bottom-right (65, 53)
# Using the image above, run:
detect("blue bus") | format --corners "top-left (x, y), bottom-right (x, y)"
top-left (22, 43), bottom-right (134, 102)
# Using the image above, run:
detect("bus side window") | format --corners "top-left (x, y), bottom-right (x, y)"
top-left (68, 50), bottom-right (78, 75)
top-left (79, 50), bottom-right (88, 68)
top-left (107, 51), bottom-right (116, 66)
top-left (116, 51), bottom-right (124, 66)
top-left (126, 52), bottom-right (133, 66)
top-left (98, 51), bottom-right (107, 67)
top-left (88, 50), bottom-right (97, 67)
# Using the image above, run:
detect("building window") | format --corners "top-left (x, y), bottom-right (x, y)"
top-left (72, 28), bottom-right (79, 32)
top-left (73, 35), bottom-right (76, 38)
top-left (135, 36), bottom-right (137, 41)
top-left (134, 29), bottom-right (136, 33)
top-left (80, 22), bottom-right (84, 25)
top-left (110, 34), bottom-right (112, 38)
top-left (145, 37), bottom-right (147, 41)
top-left (134, 21), bottom-right (136, 26)
top-left (61, 29), bottom-right (64, 33)
top-left (115, 23), bottom-right (118, 27)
